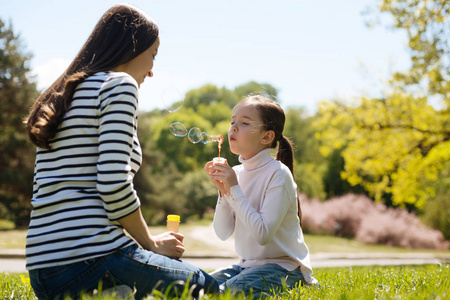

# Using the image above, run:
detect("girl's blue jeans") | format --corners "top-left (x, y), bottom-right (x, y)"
top-left (210, 263), bottom-right (304, 298)
top-left (28, 244), bottom-right (219, 299)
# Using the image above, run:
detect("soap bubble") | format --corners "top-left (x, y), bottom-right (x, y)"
top-left (169, 122), bottom-right (223, 150)
top-left (162, 87), bottom-right (183, 113)
top-left (188, 127), bottom-right (202, 144)
top-left (169, 122), bottom-right (187, 137)
top-left (200, 132), bottom-right (223, 145)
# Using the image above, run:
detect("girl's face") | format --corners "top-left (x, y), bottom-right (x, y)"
top-left (228, 104), bottom-right (271, 160)
top-left (119, 37), bottom-right (160, 87)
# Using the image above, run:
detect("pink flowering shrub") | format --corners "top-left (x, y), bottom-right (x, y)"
top-left (301, 193), bottom-right (449, 250)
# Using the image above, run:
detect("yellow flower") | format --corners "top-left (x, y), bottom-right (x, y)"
top-left (20, 275), bottom-right (31, 286)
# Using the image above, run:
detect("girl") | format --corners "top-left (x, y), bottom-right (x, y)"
top-left (205, 95), bottom-right (318, 297)
top-left (25, 4), bottom-right (218, 299)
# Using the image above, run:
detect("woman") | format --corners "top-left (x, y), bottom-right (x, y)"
top-left (25, 4), bottom-right (218, 299)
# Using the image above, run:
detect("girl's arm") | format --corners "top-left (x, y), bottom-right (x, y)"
top-left (211, 166), bottom-right (293, 245)
top-left (205, 161), bottom-right (236, 240)
top-left (118, 208), bottom-right (185, 258)
top-left (212, 195), bottom-right (236, 240)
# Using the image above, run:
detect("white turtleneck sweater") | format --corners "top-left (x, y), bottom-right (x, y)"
top-left (213, 148), bottom-right (317, 285)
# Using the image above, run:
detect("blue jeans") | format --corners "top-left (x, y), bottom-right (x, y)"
top-left (210, 263), bottom-right (304, 298)
top-left (29, 244), bottom-right (219, 299)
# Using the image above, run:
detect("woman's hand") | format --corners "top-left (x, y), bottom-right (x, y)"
top-left (150, 232), bottom-right (185, 259)
top-left (118, 208), bottom-right (185, 259)
top-left (204, 160), bottom-right (238, 195)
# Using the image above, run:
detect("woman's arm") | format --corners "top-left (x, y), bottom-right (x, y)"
top-left (97, 75), bottom-right (183, 258)
top-left (118, 208), bottom-right (185, 258)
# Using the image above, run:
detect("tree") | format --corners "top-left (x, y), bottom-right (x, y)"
top-left (313, 100), bottom-right (366, 200)
top-left (176, 170), bottom-right (217, 219)
top-left (134, 88), bottom-right (232, 222)
top-left (183, 84), bottom-right (238, 110)
top-left (421, 161), bottom-right (450, 239)
top-left (378, 0), bottom-right (450, 105)
top-left (350, 0), bottom-right (450, 207)
top-left (314, 0), bottom-right (450, 209)
top-left (234, 81), bottom-right (278, 102)
top-left (341, 95), bottom-right (448, 207)
top-left (0, 19), bottom-right (38, 227)
top-left (284, 107), bottom-right (327, 199)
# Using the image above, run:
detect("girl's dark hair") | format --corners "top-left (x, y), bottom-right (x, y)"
top-left (234, 95), bottom-right (303, 227)
top-left (25, 4), bottom-right (159, 149)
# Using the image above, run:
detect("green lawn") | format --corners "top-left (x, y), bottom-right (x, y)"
top-left (304, 234), bottom-right (450, 255)
top-left (1, 222), bottom-right (449, 299)
top-left (2, 264), bottom-right (449, 299)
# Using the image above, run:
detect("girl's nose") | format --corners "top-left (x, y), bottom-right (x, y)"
top-left (147, 71), bottom-right (153, 77)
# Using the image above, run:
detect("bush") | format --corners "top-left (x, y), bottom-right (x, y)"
top-left (302, 193), bottom-right (376, 237)
top-left (302, 193), bottom-right (449, 250)
top-left (295, 162), bottom-right (326, 200)
top-left (0, 219), bottom-right (15, 230)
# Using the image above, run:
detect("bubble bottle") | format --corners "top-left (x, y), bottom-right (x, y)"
top-left (166, 215), bottom-right (180, 232)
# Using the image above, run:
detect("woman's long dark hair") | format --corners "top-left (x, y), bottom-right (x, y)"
top-left (25, 4), bottom-right (159, 149)
top-left (234, 95), bottom-right (303, 227)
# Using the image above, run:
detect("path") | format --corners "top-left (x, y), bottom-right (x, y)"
top-left (1, 252), bottom-right (448, 274)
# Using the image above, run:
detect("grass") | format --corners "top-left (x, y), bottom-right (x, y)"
top-left (2, 264), bottom-right (449, 299)
top-left (2, 221), bottom-right (449, 299)
top-left (305, 234), bottom-right (450, 255)
top-left (0, 273), bottom-right (36, 300)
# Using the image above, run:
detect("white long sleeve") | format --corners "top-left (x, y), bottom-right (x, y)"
top-left (213, 194), bottom-right (235, 240)
top-left (212, 148), bottom-right (317, 285)
top-left (226, 172), bottom-right (292, 245)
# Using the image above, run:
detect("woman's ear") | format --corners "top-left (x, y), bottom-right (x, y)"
top-left (261, 130), bottom-right (275, 145)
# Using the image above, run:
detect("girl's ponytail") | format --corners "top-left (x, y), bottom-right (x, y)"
top-left (276, 135), bottom-right (303, 228)
top-left (276, 135), bottom-right (294, 174)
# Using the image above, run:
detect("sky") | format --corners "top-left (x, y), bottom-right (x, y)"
top-left (1, 0), bottom-right (411, 113)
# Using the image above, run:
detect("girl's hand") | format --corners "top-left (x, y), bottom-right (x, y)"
top-left (205, 161), bottom-right (238, 195)
top-left (150, 232), bottom-right (185, 259)
top-left (204, 161), bottom-right (226, 194)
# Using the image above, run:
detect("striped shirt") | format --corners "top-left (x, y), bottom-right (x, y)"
top-left (26, 72), bottom-right (142, 270)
